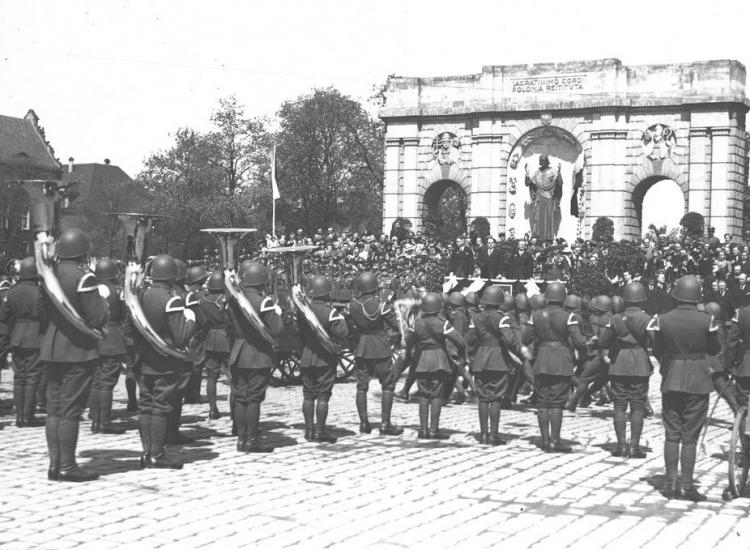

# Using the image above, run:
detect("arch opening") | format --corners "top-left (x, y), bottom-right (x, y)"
top-left (633, 176), bottom-right (686, 237)
top-left (422, 179), bottom-right (468, 241)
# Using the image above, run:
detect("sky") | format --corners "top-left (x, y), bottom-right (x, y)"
top-left (2, 0), bottom-right (750, 177)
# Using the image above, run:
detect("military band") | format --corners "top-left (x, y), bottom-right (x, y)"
top-left (0, 224), bottom-right (745, 503)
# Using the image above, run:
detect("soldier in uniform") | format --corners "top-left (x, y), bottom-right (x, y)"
top-left (166, 259), bottom-right (194, 444)
top-left (40, 229), bottom-right (108, 481)
top-left (648, 275), bottom-right (719, 501)
top-left (90, 258), bottom-right (127, 434)
top-left (298, 275), bottom-right (348, 443)
top-left (522, 282), bottom-right (588, 452)
top-left (137, 254), bottom-right (197, 469)
top-left (184, 265), bottom-right (208, 404)
top-left (511, 293), bottom-right (537, 404)
top-left (227, 261), bottom-right (283, 452)
top-left (199, 271), bottom-right (230, 419)
top-left (348, 271), bottom-right (403, 435)
top-left (598, 282), bottom-right (652, 458)
top-left (706, 302), bottom-right (740, 415)
top-left (0, 257), bottom-right (46, 427)
top-left (469, 286), bottom-right (522, 445)
top-left (725, 301), bottom-right (750, 444)
top-left (443, 291), bottom-right (473, 405)
top-left (405, 292), bottom-right (466, 440)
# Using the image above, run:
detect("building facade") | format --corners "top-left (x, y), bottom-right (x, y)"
top-left (380, 59), bottom-right (749, 241)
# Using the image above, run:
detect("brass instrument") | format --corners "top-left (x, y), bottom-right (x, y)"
top-left (201, 228), bottom-right (275, 347)
top-left (269, 245), bottom-right (340, 355)
top-left (110, 212), bottom-right (186, 359)
top-left (14, 180), bottom-right (104, 340)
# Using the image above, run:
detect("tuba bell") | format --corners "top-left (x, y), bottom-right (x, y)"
top-left (13, 180), bottom-right (104, 340)
top-left (268, 245), bottom-right (340, 355)
top-left (201, 228), bottom-right (275, 347)
top-left (110, 212), bottom-right (186, 359)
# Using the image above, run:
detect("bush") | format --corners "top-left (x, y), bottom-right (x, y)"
top-left (470, 216), bottom-right (491, 239)
top-left (592, 217), bottom-right (614, 243)
top-left (680, 212), bottom-right (705, 238)
top-left (568, 263), bottom-right (612, 297)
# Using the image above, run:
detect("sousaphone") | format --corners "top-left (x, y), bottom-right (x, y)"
top-left (13, 180), bottom-right (104, 340)
top-left (268, 245), bottom-right (340, 355)
top-left (201, 228), bottom-right (275, 347)
top-left (110, 212), bottom-right (186, 359)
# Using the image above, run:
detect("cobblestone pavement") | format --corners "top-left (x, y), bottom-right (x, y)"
top-left (0, 368), bottom-right (748, 550)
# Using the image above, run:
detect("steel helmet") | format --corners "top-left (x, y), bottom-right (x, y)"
top-left (421, 292), bottom-right (444, 315)
top-left (591, 295), bottom-right (613, 313)
top-left (564, 294), bottom-right (582, 311)
top-left (355, 272), bottom-right (378, 294)
top-left (704, 302), bottom-right (722, 318)
top-left (56, 228), bottom-right (90, 259)
top-left (672, 275), bottom-right (702, 304)
top-left (464, 291), bottom-right (479, 307)
top-left (310, 275), bottom-right (332, 298)
top-left (447, 291), bottom-right (465, 307)
top-left (174, 259), bottom-right (187, 283)
top-left (481, 285), bottom-right (505, 307)
top-left (186, 265), bottom-right (209, 286)
top-left (150, 254), bottom-right (178, 282)
top-left (241, 261), bottom-right (269, 287)
top-left (612, 295), bottom-right (625, 314)
top-left (17, 257), bottom-right (38, 280)
top-left (530, 294), bottom-right (547, 310)
top-left (696, 303), bottom-right (706, 312)
top-left (95, 258), bottom-right (118, 282)
top-left (623, 282), bottom-right (648, 304)
top-left (502, 293), bottom-right (516, 312)
top-left (207, 270), bottom-right (225, 291)
top-left (514, 293), bottom-right (530, 312)
top-left (545, 282), bottom-right (566, 303)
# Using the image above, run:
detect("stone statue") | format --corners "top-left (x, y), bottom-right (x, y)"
top-left (433, 132), bottom-right (460, 165)
top-left (508, 202), bottom-right (517, 219)
top-left (525, 154), bottom-right (563, 240)
top-left (642, 124), bottom-right (675, 160)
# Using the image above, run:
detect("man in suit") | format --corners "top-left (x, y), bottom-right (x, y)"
top-left (449, 237), bottom-right (474, 278)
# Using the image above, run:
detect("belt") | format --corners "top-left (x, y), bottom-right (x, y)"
top-left (538, 342), bottom-right (566, 348)
top-left (669, 353), bottom-right (706, 360)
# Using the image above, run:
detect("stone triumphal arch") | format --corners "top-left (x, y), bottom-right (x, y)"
top-left (381, 59), bottom-right (749, 240)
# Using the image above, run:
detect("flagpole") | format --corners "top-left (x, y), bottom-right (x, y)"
top-left (271, 145), bottom-right (277, 238)
top-left (272, 195), bottom-right (276, 238)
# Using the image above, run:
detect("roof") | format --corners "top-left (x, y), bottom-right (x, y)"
top-left (62, 162), bottom-right (134, 201)
top-left (0, 110), bottom-right (61, 170)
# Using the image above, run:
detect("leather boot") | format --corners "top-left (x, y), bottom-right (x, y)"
top-left (245, 438), bottom-right (274, 453)
top-left (663, 440), bottom-right (681, 499)
top-left (58, 418), bottom-right (98, 482)
top-left (429, 397), bottom-right (448, 440)
top-left (57, 465), bottom-right (100, 482)
top-left (147, 454), bottom-right (183, 469)
top-left (356, 390), bottom-right (370, 433)
top-left (549, 408), bottom-right (571, 453)
top-left (478, 401), bottom-right (489, 444)
top-left (89, 391), bottom-right (101, 434)
top-left (303, 399), bottom-right (315, 441)
top-left (418, 398), bottom-right (430, 439)
top-left (537, 408), bottom-right (551, 451)
top-left (611, 408), bottom-right (627, 456)
top-left (147, 416), bottom-right (182, 469)
top-left (314, 400), bottom-right (336, 443)
top-left (679, 443), bottom-right (704, 501)
top-left (99, 390), bottom-right (125, 434)
top-left (489, 402), bottom-right (505, 445)
top-left (13, 382), bottom-right (24, 425)
top-left (24, 384), bottom-right (41, 426)
top-left (234, 401), bottom-right (247, 452)
top-left (139, 413), bottom-right (151, 468)
top-left (629, 409), bottom-right (646, 458)
top-left (45, 415), bottom-right (60, 480)
top-left (379, 390), bottom-right (403, 436)
top-left (207, 379), bottom-right (220, 419)
top-left (246, 401), bottom-right (273, 452)
top-left (125, 377), bottom-right (138, 412)
top-left (166, 398), bottom-right (193, 445)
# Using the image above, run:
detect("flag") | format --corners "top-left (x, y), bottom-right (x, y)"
top-left (271, 145), bottom-right (281, 201)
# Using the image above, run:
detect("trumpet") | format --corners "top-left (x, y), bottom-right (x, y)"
top-left (269, 245), bottom-right (340, 355)
top-left (201, 228), bottom-right (275, 347)
top-left (14, 180), bottom-right (104, 340)
top-left (110, 212), bottom-right (186, 359)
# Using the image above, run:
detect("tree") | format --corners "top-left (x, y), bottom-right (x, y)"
top-left (680, 211), bottom-right (705, 238)
top-left (470, 216), bottom-right (491, 239)
top-left (138, 97), bottom-right (271, 258)
top-left (422, 185), bottom-right (467, 242)
top-left (390, 217), bottom-right (412, 242)
top-left (592, 216), bottom-right (614, 243)
top-left (274, 88), bottom-right (384, 234)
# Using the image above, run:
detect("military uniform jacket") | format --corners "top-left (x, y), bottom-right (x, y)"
top-left (648, 304), bottom-right (719, 394)
top-left (298, 299), bottom-right (348, 368)
top-left (468, 309), bottom-right (519, 373)
top-left (522, 304), bottom-right (588, 376)
top-left (139, 282), bottom-right (196, 375)
top-left (199, 292), bottom-right (230, 354)
top-left (588, 311), bottom-right (610, 360)
top-left (40, 260), bottom-right (108, 363)
top-left (348, 295), bottom-right (399, 359)
top-left (406, 315), bottom-right (465, 374)
top-left (97, 281), bottom-right (128, 357)
top-left (725, 306), bottom-right (750, 377)
top-left (185, 287), bottom-right (207, 362)
top-left (227, 288), bottom-right (283, 369)
top-left (599, 306), bottom-right (652, 377)
top-left (0, 280), bottom-right (46, 350)
top-left (446, 306), bottom-right (471, 360)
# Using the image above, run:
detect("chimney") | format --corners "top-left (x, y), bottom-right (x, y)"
top-left (104, 158), bottom-right (110, 165)
top-left (67, 157), bottom-right (74, 173)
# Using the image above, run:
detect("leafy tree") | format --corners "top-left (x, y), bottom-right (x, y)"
top-left (592, 216), bottom-right (614, 243)
top-left (422, 184), bottom-right (467, 242)
top-left (470, 216), bottom-right (491, 239)
top-left (390, 217), bottom-right (412, 242)
top-left (274, 88), bottom-right (383, 234)
top-left (680, 211), bottom-right (705, 238)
